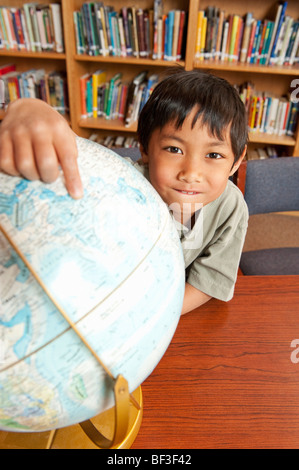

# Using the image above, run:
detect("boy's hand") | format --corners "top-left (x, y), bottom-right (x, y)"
top-left (0, 98), bottom-right (83, 199)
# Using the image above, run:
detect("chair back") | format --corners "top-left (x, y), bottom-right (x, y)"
top-left (238, 157), bottom-right (299, 215)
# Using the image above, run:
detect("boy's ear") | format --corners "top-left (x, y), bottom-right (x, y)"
top-left (139, 144), bottom-right (149, 164)
top-left (229, 145), bottom-right (247, 176)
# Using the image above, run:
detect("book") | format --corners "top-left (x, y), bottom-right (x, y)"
top-left (92, 69), bottom-right (106, 118)
top-left (269, 1), bottom-right (288, 65)
top-left (105, 73), bottom-right (122, 119)
top-left (140, 73), bottom-right (159, 111)
top-left (285, 21), bottom-right (299, 65)
top-left (121, 7), bottom-right (131, 56)
top-left (228, 15), bottom-right (239, 62)
top-left (220, 20), bottom-right (228, 61)
top-left (277, 16), bottom-right (293, 65)
top-left (259, 21), bottom-right (274, 65)
top-left (0, 63), bottom-right (16, 76)
top-left (136, 8), bottom-right (146, 57)
top-left (195, 10), bottom-right (204, 60)
top-left (125, 70), bottom-right (147, 127)
top-left (152, 0), bottom-right (163, 60)
top-left (289, 24), bottom-right (299, 65)
top-left (176, 11), bottom-right (186, 60)
top-left (165, 10), bottom-right (174, 60)
top-left (49, 3), bottom-right (64, 52)
top-left (80, 73), bottom-right (91, 118)
top-left (172, 10), bottom-right (181, 60)
top-left (11, 8), bottom-right (26, 51)
top-left (215, 9), bottom-right (225, 60)
top-left (118, 14), bottom-right (127, 57)
top-left (131, 7), bottom-right (139, 58)
top-left (143, 9), bottom-right (151, 58)
top-left (1, 7), bottom-right (18, 50)
top-left (118, 83), bottom-right (128, 120)
top-left (246, 19), bottom-right (257, 63)
top-left (82, 2), bottom-right (99, 56)
top-left (0, 8), bottom-right (9, 50)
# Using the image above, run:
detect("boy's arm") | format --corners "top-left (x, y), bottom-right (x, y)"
top-left (181, 282), bottom-right (211, 315)
top-left (0, 98), bottom-right (83, 199)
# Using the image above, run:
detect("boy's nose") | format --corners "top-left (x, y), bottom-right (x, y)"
top-left (178, 158), bottom-right (202, 183)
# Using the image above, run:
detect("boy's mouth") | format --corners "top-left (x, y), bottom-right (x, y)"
top-left (175, 189), bottom-right (200, 195)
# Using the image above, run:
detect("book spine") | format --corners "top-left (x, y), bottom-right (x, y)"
top-left (260, 21), bottom-right (273, 65)
top-left (195, 10), bottom-right (204, 60)
top-left (250, 19), bottom-right (261, 63)
top-left (36, 8), bottom-right (48, 51)
top-left (269, 1), bottom-right (288, 65)
top-left (0, 64), bottom-right (16, 76)
top-left (0, 8), bottom-right (9, 50)
top-left (131, 7), bottom-right (139, 58)
top-left (289, 26), bottom-right (299, 65)
top-left (89, 3), bottom-right (100, 56)
top-left (277, 17), bottom-right (293, 65)
top-left (2, 7), bottom-right (18, 50)
top-left (30, 5), bottom-right (42, 52)
top-left (152, 0), bottom-right (163, 59)
top-left (13, 8), bottom-right (26, 51)
top-left (135, 8), bottom-right (145, 57)
top-left (285, 22), bottom-right (299, 65)
top-left (240, 13), bottom-right (253, 63)
top-left (177, 11), bottom-right (186, 60)
top-left (121, 7), bottom-right (132, 56)
top-left (143, 9), bottom-right (150, 58)
top-left (246, 19), bottom-right (257, 63)
top-left (118, 15), bottom-right (127, 57)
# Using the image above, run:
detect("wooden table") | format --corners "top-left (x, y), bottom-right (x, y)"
top-left (132, 275), bottom-right (299, 449)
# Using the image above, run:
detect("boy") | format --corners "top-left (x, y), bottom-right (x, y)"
top-left (0, 68), bottom-right (248, 314)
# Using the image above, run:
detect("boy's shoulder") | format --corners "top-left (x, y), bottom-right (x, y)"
top-left (204, 179), bottom-right (248, 227)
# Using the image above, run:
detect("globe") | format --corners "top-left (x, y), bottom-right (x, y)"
top-left (0, 137), bottom-right (185, 440)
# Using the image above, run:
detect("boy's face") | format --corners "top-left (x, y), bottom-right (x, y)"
top-left (140, 108), bottom-right (245, 223)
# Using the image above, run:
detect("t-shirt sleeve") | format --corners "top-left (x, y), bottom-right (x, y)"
top-left (186, 197), bottom-right (248, 302)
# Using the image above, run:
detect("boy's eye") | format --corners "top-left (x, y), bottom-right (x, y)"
top-left (166, 146), bottom-right (183, 154)
top-left (206, 152), bottom-right (223, 159)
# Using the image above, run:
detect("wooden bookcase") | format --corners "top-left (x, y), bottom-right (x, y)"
top-left (1, 0), bottom-right (299, 156)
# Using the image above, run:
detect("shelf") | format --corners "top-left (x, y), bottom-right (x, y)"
top-left (75, 54), bottom-right (184, 67)
top-left (0, 50), bottom-right (66, 60)
top-left (194, 61), bottom-right (299, 76)
top-left (79, 117), bottom-right (137, 132)
top-left (248, 131), bottom-right (296, 146)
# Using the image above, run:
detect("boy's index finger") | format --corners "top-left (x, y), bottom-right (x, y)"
top-left (61, 155), bottom-right (83, 199)
top-left (56, 143), bottom-right (83, 199)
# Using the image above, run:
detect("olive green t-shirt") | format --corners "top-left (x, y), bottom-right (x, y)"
top-left (131, 160), bottom-right (249, 301)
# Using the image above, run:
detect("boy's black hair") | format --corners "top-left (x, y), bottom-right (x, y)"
top-left (137, 67), bottom-right (248, 163)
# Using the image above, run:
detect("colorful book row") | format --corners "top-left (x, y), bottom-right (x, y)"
top-left (80, 69), bottom-right (159, 127)
top-left (0, 4), bottom-right (64, 53)
top-left (74, 1), bottom-right (187, 61)
top-left (238, 81), bottom-right (299, 136)
top-left (195, 2), bottom-right (299, 65)
top-left (0, 64), bottom-right (68, 114)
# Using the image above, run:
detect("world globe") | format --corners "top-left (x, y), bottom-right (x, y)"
top-left (0, 137), bottom-right (185, 446)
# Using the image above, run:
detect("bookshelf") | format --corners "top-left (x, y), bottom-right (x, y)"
top-left (0, 0), bottom-right (299, 156)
